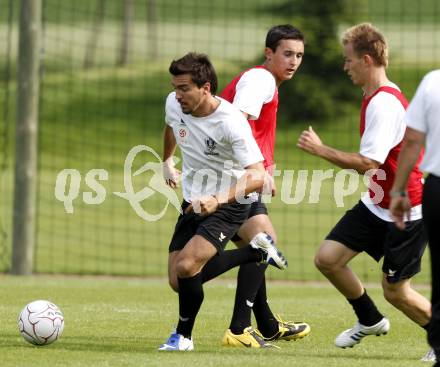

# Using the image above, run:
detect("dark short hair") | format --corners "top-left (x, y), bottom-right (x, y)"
top-left (265, 24), bottom-right (305, 52)
top-left (169, 52), bottom-right (218, 95)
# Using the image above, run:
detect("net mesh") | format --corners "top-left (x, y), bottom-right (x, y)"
top-left (0, 0), bottom-right (438, 281)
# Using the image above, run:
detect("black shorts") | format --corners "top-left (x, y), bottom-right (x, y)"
top-left (231, 197), bottom-right (268, 242)
top-left (326, 201), bottom-right (427, 283)
top-left (168, 200), bottom-right (251, 254)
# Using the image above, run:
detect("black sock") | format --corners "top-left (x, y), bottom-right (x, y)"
top-left (201, 247), bottom-right (261, 283)
top-left (252, 276), bottom-right (279, 337)
top-left (348, 289), bottom-right (383, 326)
top-left (229, 262), bottom-right (266, 334)
top-left (176, 273), bottom-right (204, 339)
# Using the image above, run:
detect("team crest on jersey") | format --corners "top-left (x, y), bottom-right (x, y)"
top-left (178, 127), bottom-right (187, 144)
top-left (204, 137), bottom-right (219, 156)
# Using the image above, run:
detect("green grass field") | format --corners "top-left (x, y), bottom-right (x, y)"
top-left (0, 275), bottom-right (431, 367)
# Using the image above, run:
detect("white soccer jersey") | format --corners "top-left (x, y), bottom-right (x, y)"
top-left (165, 92), bottom-right (264, 201)
top-left (232, 68), bottom-right (276, 120)
top-left (405, 70), bottom-right (440, 177)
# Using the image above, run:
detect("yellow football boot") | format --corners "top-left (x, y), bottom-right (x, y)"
top-left (222, 326), bottom-right (279, 348)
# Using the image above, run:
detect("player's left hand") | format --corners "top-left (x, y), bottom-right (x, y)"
top-left (185, 196), bottom-right (219, 216)
top-left (389, 196), bottom-right (412, 230)
top-left (297, 126), bottom-right (323, 155)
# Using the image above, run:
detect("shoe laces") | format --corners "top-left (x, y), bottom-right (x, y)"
top-left (245, 327), bottom-right (264, 340)
top-left (275, 314), bottom-right (300, 328)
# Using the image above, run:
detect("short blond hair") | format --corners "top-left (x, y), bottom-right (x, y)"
top-left (342, 23), bottom-right (388, 67)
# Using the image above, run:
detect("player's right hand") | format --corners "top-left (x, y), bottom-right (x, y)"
top-left (297, 126), bottom-right (323, 155)
top-left (389, 196), bottom-right (411, 230)
top-left (163, 160), bottom-right (180, 189)
top-left (262, 171), bottom-right (276, 197)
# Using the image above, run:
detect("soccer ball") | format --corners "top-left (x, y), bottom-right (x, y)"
top-left (18, 300), bottom-right (64, 345)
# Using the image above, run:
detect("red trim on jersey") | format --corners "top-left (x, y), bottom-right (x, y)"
top-left (220, 66), bottom-right (278, 169)
top-left (360, 86), bottom-right (424, 208)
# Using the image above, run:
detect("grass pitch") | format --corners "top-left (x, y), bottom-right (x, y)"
top-left (0, 275), bottom-right (431, 367)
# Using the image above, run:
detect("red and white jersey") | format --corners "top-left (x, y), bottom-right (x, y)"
top-left (221, 66), bottom-right (278, 171)
top-left (359, 83), bottom-right (424, 221)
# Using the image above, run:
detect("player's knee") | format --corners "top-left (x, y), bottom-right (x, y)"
top-left (314, 250), bottom-right (337, 274)
top-left (382, 282), bottom-right (408, 306)
top-left (175, 257), bottom-right (197, 278)
top-left (383, 287), bottom-right (405, 306)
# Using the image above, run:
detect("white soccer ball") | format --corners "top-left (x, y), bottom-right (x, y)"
top-left (18, 300), bottom-right (64, 345)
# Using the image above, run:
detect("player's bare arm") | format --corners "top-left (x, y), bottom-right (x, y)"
top-left (162, 125), bottom-right (181, 188)
top-left (389, 127), bottom-right (426, 229)
top-left (297, 126), bottom-right (380, 174)
top-left (217, 161), bottom-right (265, 205)
top-left (186, 162), bottom-right (265, 216)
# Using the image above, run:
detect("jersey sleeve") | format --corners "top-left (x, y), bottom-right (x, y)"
top-left (227, 113), bottom-right (264, 168)
top-left (165, 92), bottom-right (178, 127)
top-left (233, 68), bottom-right (276, 120)
top-left (405, 75), bottom-right (429, 133)
top-left (360, 93), bottom-right (406, 164)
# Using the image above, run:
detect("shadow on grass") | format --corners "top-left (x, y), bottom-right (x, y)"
top-left (1, 332), bottom-right (423, 364)
top-left (0, 334), bottom-right (148, 354)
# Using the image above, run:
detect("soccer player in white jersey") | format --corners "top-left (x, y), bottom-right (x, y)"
top-left (297, 23), bottom-right (432, 355)
top-left (390, 70), bottom-right (440, 364)
top-left (158, 52), bottom-right (288, 351)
